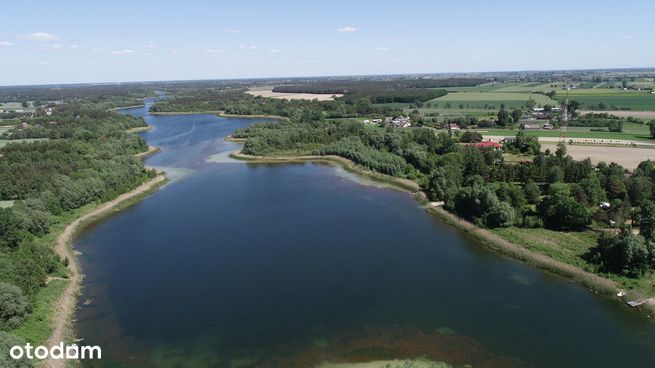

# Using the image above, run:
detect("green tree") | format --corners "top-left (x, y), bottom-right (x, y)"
top-left (511, 109), bottom-right (523, 124)
top-left (538, 184), bottom-right (591, 230)
top-left (524, 181), bottom-right (541, 204)
top-left (639, 201), bottom-right (655, 241)
top-left (649, 120), bottom-right (655, 139)
top-left (591, 226), bottom-right (655, 277)
top-left (459, 131), bottom-right (483, 143)
top-left (497, 108), bottom-right (511, 127)
top-left (0, 282), bottom-right (30, 330)
top-left (0, 209), bottom-right (23, 250)
top-left (453, 184), bottom-right (514, 228)
top-left (426, 167), bottom-right (459, 201)
top-left (0, 332), bottom-right (33, 368)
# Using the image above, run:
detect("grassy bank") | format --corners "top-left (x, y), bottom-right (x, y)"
top-left (427, 207), bottom-right (619, 295)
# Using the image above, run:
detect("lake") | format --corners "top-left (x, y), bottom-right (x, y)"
top-left (74, 100), bottom-right (655, 367)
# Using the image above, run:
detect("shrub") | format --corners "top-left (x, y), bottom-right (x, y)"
top-left (0, 282), bottom-right (30, 330)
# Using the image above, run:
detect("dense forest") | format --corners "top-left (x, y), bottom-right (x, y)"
top-left (150, 91), bottom-right (405, 118)
top-left (272, 78), bottom-right (488, 94)
top-left (0, 105), bottom-right (155, 353)
top-left (271, 78), bottom-right (489, 103)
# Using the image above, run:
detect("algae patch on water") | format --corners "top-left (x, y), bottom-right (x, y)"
top-left (508, 272), bottom-right (534, 286)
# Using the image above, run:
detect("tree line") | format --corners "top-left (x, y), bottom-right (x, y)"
top-left (0, 105), bottom-right (155, 351)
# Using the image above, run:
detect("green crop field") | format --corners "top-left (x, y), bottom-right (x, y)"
top-left (474, 128), bottom-right (652, 141)
top-left (443, 82), bottom-right (509, 92)
top-left (561, 94), bottom-right (655, 111)
top-left (491, 82), bottom-right (563, 93)
top-left (429, 92), bottom-right (558, 109)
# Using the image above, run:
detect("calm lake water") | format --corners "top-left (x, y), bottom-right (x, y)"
top-left (74, 100), bottom-right (655, 367)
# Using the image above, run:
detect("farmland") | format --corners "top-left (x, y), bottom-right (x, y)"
top-left (428, 91), bottom-right (558, 109)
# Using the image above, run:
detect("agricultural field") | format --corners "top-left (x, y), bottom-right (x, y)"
top-left (557, 92), bottom-right (655, 111)
top-left (478, 128), bottom-right (651, 141)
top-left (246, 87), bottom-right (342, 101)
top-left (428, 92), bottom-right (558, 109)
top-left (0, 101), bottom-right (36, 112)
top-left (540, 143), bottom-right (655, 169)
top-left (579, 110), bottom-right (655, 119)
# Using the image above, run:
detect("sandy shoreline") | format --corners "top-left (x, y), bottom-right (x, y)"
top-left (42, 173), bottom-right (166, 368)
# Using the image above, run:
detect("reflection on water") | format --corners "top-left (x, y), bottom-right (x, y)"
top-left (75, 101), bottom-right (655, 367)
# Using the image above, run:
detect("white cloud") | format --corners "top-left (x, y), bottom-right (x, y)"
top-left (70, 44), bottom-right (80, 49)
top-left (376, 47), bottom-right (391, 51)
top-left (19, 32), bottom-right (59, 41)
top-left (50, 44), bottom-right (63, 48)
top-left (111, 49), bottom-right (136, 55)
top-left (147, 42), bottom-right (157, 49)
top-left (204, 48), bottom-right (225, 53)
top-left (270, 49), bottom-right (282, 54)
top-left (225, 29), bottom-right (242, 33)
top-left (337, 26), bottom-right (358, 33)
top-left (624, 35), bottom-right (633, 39)
top-left (0, 41), bottom-right (13, 47)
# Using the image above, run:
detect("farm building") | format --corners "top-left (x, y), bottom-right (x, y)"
top-left (520, 123), bottom-right (541, 130)
top-left (390, 117), bottom-right (411, 128)
top-left (467, 141), bottom-right (503, 150)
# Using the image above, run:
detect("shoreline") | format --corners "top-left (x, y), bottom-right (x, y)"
top-left (230, 149), bottom-right (420, 193)
top-left (126, 125), bottom-right (152, 133)
top-left (135, 145), bottom-right (161, 159)
top-left (229, 147), bottom-right (655, 314)
top-left (43, 173), bottom-right (166, 368)
top-left (107, 103), bottom-right (146, 111)
top-left (150, 110), bottom-right (290, 120)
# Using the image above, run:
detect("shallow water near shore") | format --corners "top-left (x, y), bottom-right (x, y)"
top-left (74, 100), bottom-right (655, 367)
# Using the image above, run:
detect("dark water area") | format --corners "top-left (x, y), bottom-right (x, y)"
top-left (74, 100), bottom-right (655, 367)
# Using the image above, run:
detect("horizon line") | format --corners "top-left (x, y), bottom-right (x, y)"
top-left (1, 66), bottom-right (654, 89)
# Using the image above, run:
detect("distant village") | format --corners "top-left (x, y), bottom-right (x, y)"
top-left (362, 105), bottom-right (567, 132)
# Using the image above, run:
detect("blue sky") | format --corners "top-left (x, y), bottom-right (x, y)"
top-left (1, 0), bottom-right (653, 85)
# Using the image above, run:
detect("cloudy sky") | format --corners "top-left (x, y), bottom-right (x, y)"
top-left (0, 0), bottom-right (653, 85)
